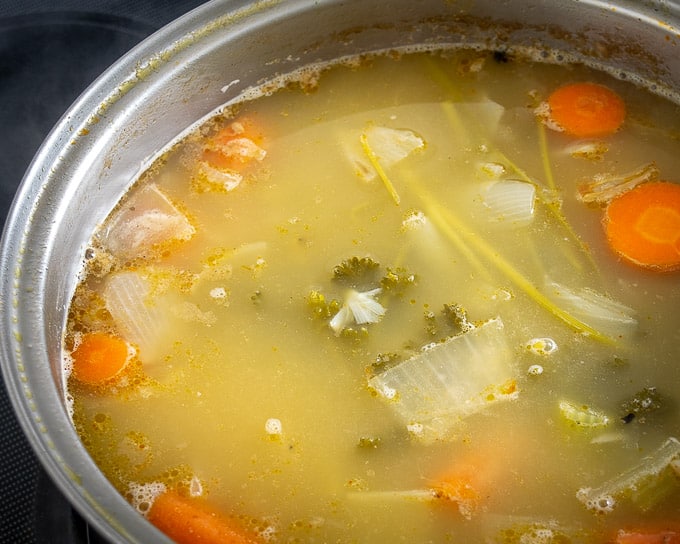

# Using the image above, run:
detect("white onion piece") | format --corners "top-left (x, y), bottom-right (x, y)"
top-left (368, 317), bottom-right (518, 442)
top-left (352, 125), bottom-right (425, 182)
top-left (577, 437), bottom-right (680, 513)
top-left (103, 271), bottom-right (167, 363)
top-left (545, 281), bottom-right (637, 340)
top-left (99, 183), bottom-right (195, 261)
top-left (480, 179), bottom-right (536, 227)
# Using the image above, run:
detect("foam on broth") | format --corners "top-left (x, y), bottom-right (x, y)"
top-left (64, 48), bottom-right (680, 542)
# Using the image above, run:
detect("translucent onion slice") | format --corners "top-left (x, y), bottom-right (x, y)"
top-left (577, 437), bottom-right (680, 513)
top-left (98, 183), bottom-right (195, 261)
top-left (354, 125), bottom-right (425, 182)
top-left (368, 317), bottom-right (518, 442)
top-left (544, 281), bottom-right (637, 340)
top-left (103, 270), bottom-right (168, 363)
top-left (479, 179), bottom-right (536, 227)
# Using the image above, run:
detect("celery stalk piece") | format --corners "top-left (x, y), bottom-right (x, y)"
top-left (103, 270), bottom-right (168, 365)
top-left (577, 437), bottom-right (680, 513)
top-left (355, 125), bottom-right (425, 192)
top-left (368, 317), bottom-right (518, 443)
top-left (98, 183), bottom-right (195, 262)
top-left (360, 131), bottom-right (404, 205)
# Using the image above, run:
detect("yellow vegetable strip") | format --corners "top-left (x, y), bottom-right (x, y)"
top-left (360, 132), bottom-right (401, 205)
top-left (433, 71), bottom-right (598, 276)
top-left (413, 182), bottom-right (613, 344)
top-left (421, 191), bottom-right (492, 278)
top-left (536, 120), bottom-right (557, 191)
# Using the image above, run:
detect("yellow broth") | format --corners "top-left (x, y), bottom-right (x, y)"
top-left (65, 49), bottom-right (680, 542)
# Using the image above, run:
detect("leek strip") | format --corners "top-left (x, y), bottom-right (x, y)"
top-left (360, 132), bottom-right (401, 205)
top-left (422, 193), bottom-right (491, 279)
top-left (440, 101), bottom-right (469, 142)
top-left (492, 147), bottom-right (596, 273)
top-left (536, 120), bottom-right (556, 191)
top-left (435, 81), bottom-right (598, 275)
top-left (348, 489), bottom-right (437, 503)
top-left (424, 56), bottom-right (462, 101)
top-left (412, 181), bottom-right (613, 344)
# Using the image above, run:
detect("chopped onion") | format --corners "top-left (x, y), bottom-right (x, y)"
top-left (99, 183), bottom-right (195, 261)
top-left (563, 140), bottom-right (609, 161)
top-left (103, 270), bottom-right (168, 363)
top-left (368, 317), bottom-right (518, 442)
top-left (544, 281), bottom-right (637, 340)
top-left (352, 125), bottom-right (425, 182)
top-left (479, 179), bottom-right (536, 227)
top-left (577, 437), bottom-right (680, 513)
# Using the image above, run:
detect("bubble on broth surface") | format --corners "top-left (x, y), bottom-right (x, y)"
top-left (128, 481), bottom-right (167, 516)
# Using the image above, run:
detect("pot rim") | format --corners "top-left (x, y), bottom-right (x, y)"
top-left (1, 0), bottom-right (679, 542)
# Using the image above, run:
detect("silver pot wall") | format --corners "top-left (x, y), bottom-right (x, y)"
top-left (1, 0), bottom-right (679, 542)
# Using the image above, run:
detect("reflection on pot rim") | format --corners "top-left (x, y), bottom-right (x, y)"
top-left (1, 1), bottom-right (679, 542)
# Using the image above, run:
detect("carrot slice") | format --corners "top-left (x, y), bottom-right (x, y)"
top-left (148, 491), bottom-right (261, 544)
top-left (71, 332), bottom-right (130, 384)
top-left (604, 181), bottom-right (680, 271)
top-left (616, 529), bottom-right (680, 544)
top-left (547, 82), bottom-right (625, 137)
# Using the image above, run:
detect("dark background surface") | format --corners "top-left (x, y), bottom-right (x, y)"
top-left (0, 1), bottom-right (208, 541)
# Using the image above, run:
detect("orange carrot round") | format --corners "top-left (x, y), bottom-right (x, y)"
top-left (148, 490), bottom-right (260, 544)
top-left (616, 529), bottom-right (680, 544)
top-left (547, 82), bottom-right (625, 137)
top-left (604, 181), bottom-right (680, 271)
top-left (71, 332), bottom-right (130, 384)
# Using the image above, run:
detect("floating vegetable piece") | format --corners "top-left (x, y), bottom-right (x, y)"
top-left (329, 288), bottom-right (386, 335)
top-left (541, 82), bottom-right (626, 137)
top-left (559, 400), bottom-right (610, 428)
top-left (478, 179), bottom-right (536, 227)
top-left (621, 387), bottom-right (664, 424)
top-left (615, 529), bottom-right (680, 544)
top-left (99, 184), bottom-right (195, 262)
top-left (148, 490), bottom-right (262, 544)
top-left (194, 119), bottom-right (266, 193)
top-left (355, 125), bottom-right (425, 184)
top-left (202, 119), bottom-right (266, 171)
top-left (578, 163), bottom-right (660, 205)
top-left (71, 332), bottom-right (131, 385)
top-left (379, 267), bottom-right (417, 293)
top-left (332, 256), bottom-right (380, 283)
top-left (565, 140), bottom-right (609, 161)
top-left (103, 271), bottom-right (168, 363)
top-left (368, 317), bottom-right (518, 442)
top-left (577, 437), bottom-right (680, 513)
top-left (604, 181), bottom-right (680, 272)
top-left (544, 281), bottom-right (637, 341)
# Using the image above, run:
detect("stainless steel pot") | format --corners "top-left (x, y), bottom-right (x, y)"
top-left (1, 0), bottom-right (679, 541)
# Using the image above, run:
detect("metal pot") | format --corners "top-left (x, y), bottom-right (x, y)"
top-left (1, 0), bottom-right (678, 541)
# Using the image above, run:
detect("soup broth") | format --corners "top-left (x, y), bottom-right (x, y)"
top-left (64, 49), bottom-right (680, 543)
